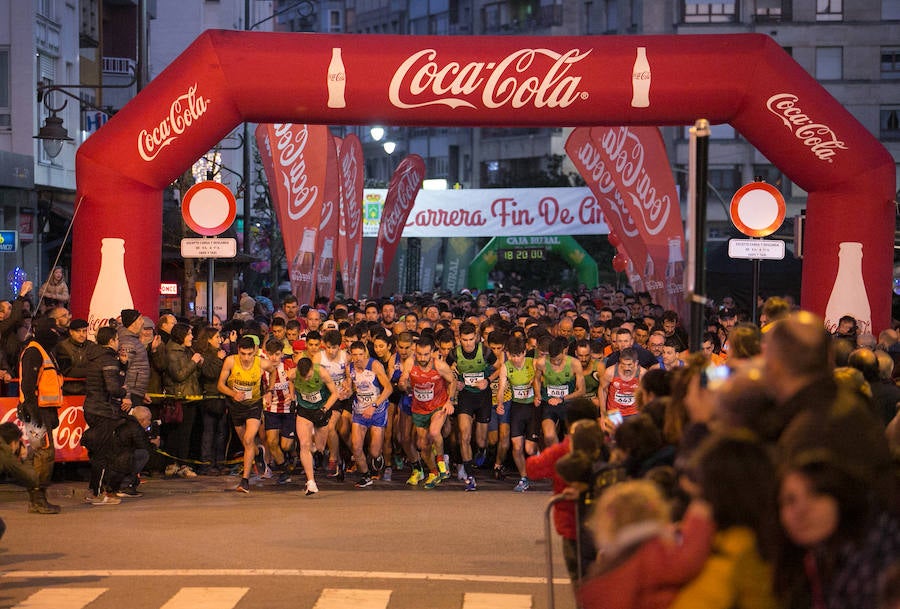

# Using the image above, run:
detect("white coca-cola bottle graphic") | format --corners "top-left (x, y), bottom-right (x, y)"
top-left (316, 237), bottom-right (335, 301)
top-left (665, 237), bottom-right (684, 295)
top-left (627, 257), bottom-right (644, 292)
top-left (327, 48), bottom-right (346, 109)
top-left (291, 228), bottom-right (317, 305)
top-left (643, 253), bottom-right (655, 293)
top-left (631, 47), bottom-right (651, 108)
top-left (824, 242), bottom-right (871, 335)
top-left (370, 245), bottom-right (385, 297)
top-left (346, 242), bottom-right (360, 299)
top-left (87, 238), bottom-right (134, 340)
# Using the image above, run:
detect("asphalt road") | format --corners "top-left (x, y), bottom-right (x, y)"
top-left (0, 469), bottom-right (578, 609)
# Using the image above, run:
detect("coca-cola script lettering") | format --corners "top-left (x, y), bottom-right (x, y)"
top-left (273, 124), bottom-right (320, 221)
top-left (599, 127), bottom-right (671, 236)
top-left (138, 84), bottom-right (210, 162)
top-left (573, 140), bottom-right (639, 237)
top-left (389, 48), bottom-right (590, 110)
top-left (765, 94), bottom-right (848, 163)
top-left (340, 149), bottom-right (362, 239)
top-left (382, 168), bottom-right (421, 244)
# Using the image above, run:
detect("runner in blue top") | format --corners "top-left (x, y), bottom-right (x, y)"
top-left (347, 340), bottom-right (392, 488)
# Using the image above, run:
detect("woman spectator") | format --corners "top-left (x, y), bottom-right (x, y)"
top-left (670, 432), bottom-right (778, 609)
top-left (39, 266), bottom-right (69, 308)
top-left (774, 450), bottom-right (900, 609)
top-left (162, 322), bottom-right (203, 478)
top-left (196, 325), bottom-right (228, 475)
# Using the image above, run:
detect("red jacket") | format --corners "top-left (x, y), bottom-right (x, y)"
top-left (526, 438), bottom-right (577, 540)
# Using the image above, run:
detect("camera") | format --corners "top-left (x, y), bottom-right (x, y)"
top-left (147, 420), bottom-right (161, 439)
top-left (700, 364), bottom-right (731, 390)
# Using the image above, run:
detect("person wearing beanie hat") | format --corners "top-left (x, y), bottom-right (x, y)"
top-left (120, 309), bottom-right (141, 330)
top-left (117, 310), bottom-right (152, 407)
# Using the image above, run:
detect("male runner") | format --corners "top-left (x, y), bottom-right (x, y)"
top-left (347, 341), bottom-right (393, 488)
top-left (534, 336), bottom-right (585, 446)
top-left (496, 335), bottom-right (540, 492)
top-left (293, 356), bottom-right (339, 495)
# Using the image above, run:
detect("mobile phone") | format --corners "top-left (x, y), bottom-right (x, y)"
top-left (608, 411), bottom-right (624, 427)
top-left (701, 364), bottom-right (731, 390)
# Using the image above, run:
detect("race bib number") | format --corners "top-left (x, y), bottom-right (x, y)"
top-left (358, 392), bottom-right (376, 405)
top-left (272, 381), bottom-right (290, 393)
top-left (547, 385), bottom-right (567, 398)
top-left (300, 390), bottom-right (322, 403)
top-left (512, 385), bottom-right (534, 400)
top-left (463, 372), bottom-right (484, 387)
top-left (614, 391), bottom-right (635, 406)
top-left (414, 386), bottom-right (434, 402)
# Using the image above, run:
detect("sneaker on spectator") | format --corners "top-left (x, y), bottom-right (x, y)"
top-left (164, 464), bottom-right (179, 477)
top-left (116, 486), bottom-right (143, 498)
top-left (513, 477), bottom-right (530, 493)
top-left (91, 493), bottom-right (121, 506)
top-left (382, 466), bottom-right (392, 482)
top-left (465, 476), bottom-right (477, 492)
top-left (177, 465), bottom-right (198, 478)
top-left (423, 472), bottom-right (441, 489)
top-left (277, 470), bottom-right (292, 485)
top-left (355, 473), bottom-right (374, 488)
top-left (305, 480), bottom-right (319, 496)
top-left (406, 469), bottom-right (424, 486)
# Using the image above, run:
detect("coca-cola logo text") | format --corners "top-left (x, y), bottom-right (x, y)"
top-left (138, 84), bottom-right (210, 162)
top-left (572, 139), bottom-right (640, 238)
top-left (273, 123), bottom-right (320, 221)
top-left (389, 48), bottom-right (590, 110)
top-left (381, 164), bottom-right (423, 245)
top-left (765, 93), bottom-right (847, 163)
top-left (599, 127), bottom-right (672, 236)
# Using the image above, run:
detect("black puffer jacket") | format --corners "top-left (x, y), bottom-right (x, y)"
top-left (83, 346), bottom-right (128, 422)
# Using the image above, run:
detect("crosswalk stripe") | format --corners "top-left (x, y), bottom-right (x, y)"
top-left (312, 588), bottom-right (392, 609)
top-left (13, 587), bottom-right (107, 609)
top-left (159, 587), bottom-right (249, 609)
top-left (462, 592), bottom-right (533, 609)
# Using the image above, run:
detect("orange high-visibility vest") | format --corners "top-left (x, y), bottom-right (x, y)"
top-left (18, 341), bottom-right (64, 408)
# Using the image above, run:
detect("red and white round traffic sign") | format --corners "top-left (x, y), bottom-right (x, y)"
top-left (181, 181), bottom-right (237, 236)
top-left (729, 182), bottom-right (786, 238)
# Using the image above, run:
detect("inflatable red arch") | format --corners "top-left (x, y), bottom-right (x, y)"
top-left (73, 30), bottom-right (895, 332)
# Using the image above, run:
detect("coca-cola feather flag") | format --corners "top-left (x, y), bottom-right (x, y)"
top-left (255, 123), bottom-right (329, 306)
top-left (370, 154), bottom-right (425, 298)
top-left (336, 134), bottom-right (364, 300)
top-left (315, 134), bottom-right (341, 304)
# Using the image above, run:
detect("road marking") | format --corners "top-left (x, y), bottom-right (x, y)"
top-left (313, 588), bottom-right (392, 609)
top-left (0, 569), bottom-right (569, 586)
top-left (13, 587), bottom-right (106, 608)
top-left (463, 592), bottom-right (532, 609)
top-left (160, 587), bottom-right (248, 609)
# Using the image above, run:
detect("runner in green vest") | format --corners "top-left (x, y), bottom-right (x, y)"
top-left (293, 356), bottom-right (339, 496)
top-left (535, 336), bottom-right (585, 446)
top-left (496, 335), bottom-right (541, 492)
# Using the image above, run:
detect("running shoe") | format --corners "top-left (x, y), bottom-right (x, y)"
top-left (406, 469), bottom-right (424, 486)
top-left (465, 476), bottom-right (477, 492)
top-left (254, 446), bottom-right (267, 473)
top-left (177, 465), bottom-right (198, 479)
top-left (457, 464), bottom-right (467, 481)
top-left (235, 479), bottom-right (251, 494)
top-left (355, 474), bottom-right (374, 488)
top-left (277, 470), bottom-right (292, 485)
top-left (513, 477), bottom-right (530, 493)
top-left (493, 465), bottom-right (505, 481)
top-left (393, 455), bottom-right (404, 470)
top-left (305, 480), bottom-right (319, 496)
top-left (474, 448), bottom-right (487, 468)
top-left (164, 463), bottom-right (179, 477)
top-left (437, 459), bottom-right (450, 481)
top-left (261, 465), bottom-right (274, 480)
top-left (423, 472), bottom-right (441, 489)
top-left (382, 466), bottom-right (392, 482)
top-left (325, 461), bottom-right (341, 478)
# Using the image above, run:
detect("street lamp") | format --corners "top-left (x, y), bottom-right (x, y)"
top-left (371, 126), bottom-right (385, 142)
top-left (34, 107), bottom-right (72, 159)
top-left (383, 141), bottom-right (397, 155)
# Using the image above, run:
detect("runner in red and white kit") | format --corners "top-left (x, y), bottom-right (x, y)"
top-left (261, 339), bottom-right (296, 484)
top-left (399, 335), bottom-right (456, 488)
top-left (599, 347), bottom-right (643, 434)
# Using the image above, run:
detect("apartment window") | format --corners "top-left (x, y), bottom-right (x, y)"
top-left (885, 0), bottom-right (900, 20)
top-left (329, 10), bottom-right (342, 32)
top-left (881, 106), bottom-right (900, 141)
top-left (755, 0), bottom-right (791, 22)
top-left (604, 0), bottom-right (619, 32)
top-left (682, 0), bottom-right (737, 24)
top-left (815, 47), bottom-right (842, 80)
top-left (0, 48), bottom-right (9, 129)
top-left (882, 47), bottom-right (900, 79)
top-left (816, 0), bottom-right (842, 21)
top-left (708, 166), bottom-right (742, 195)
